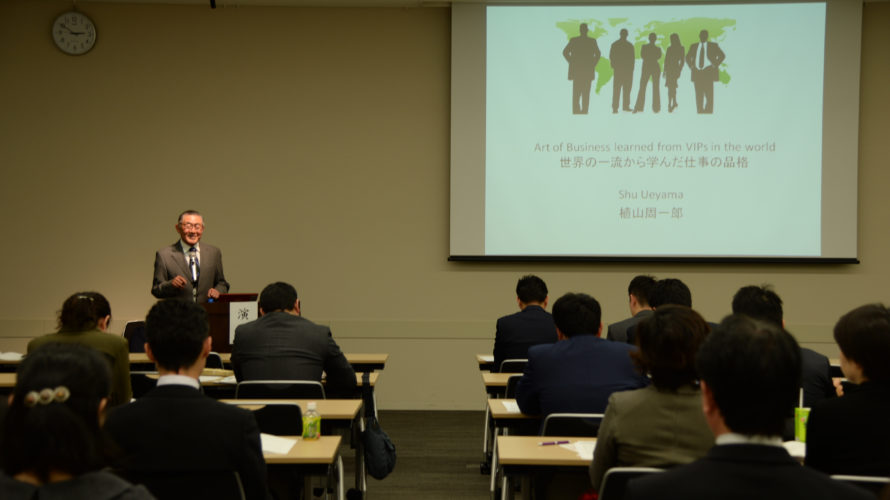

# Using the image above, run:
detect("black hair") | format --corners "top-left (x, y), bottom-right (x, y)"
top-left (0, 343), bottom-right (112, 482)
top-left (731, 285), bottom-right (783, 326)
top-left (649, 278), bottom-right (692, 308)
top-left (177, 210), bottom-right (202, 223)
top-left (628, 275), bottom-right (656, 307)
top-left (57, 291), bottom-right (111, 331)
top-left (632, 305), bottom-right (710, 391)
top-left (551, 292), bottom-right (601, 337)
top-left (834, 304), bottom-right (890, 383)
top-left (145, 299), bottom-right (209, 371)
top-left (258, 282), bottom-right (299, 313)
top-left (696, 314), bottom-right (800, 436)
top-left (516, 275), bottom-right (548, 304)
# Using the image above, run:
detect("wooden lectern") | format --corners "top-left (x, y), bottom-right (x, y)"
top-left (201, 293), bottom-right (257, 353)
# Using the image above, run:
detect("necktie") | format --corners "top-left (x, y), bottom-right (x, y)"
top-left (188, 247), bottom-right (199, 284)
top-left (699, 43), bottom-right (705, 69)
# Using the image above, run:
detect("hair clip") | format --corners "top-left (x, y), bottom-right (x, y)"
top-left (22, 386), bottom-right (70, 407)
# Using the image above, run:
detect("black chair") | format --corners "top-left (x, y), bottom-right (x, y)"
top-left (599, 467), bottom-right (664, 500)
top-left (249, 402), bottom-right (303, 436)
top-left (123, 321), bottom-right (146, 353)
top-left (504, 374), bottom-right (522, 399)
top-left (206, 351), bottom-right (225, 369)
top-left (540, 413), bottom-right (604, 437)
top-left (498, 359), bottom-right (528, 373)
top-left (235, 380), bottom-right (326, 399)
top-left (130, 371), bottom-right (158, 399)
top-left (121, 470), bottom-right (246, 500)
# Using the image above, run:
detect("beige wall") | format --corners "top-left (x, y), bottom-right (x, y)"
top-left (0, 1), bottom-right (887, 409)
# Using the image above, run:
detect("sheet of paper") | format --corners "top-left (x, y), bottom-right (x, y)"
top-left (261, 433), bottom-right (297, 455)
top-left (0, 352), bottom-right (23, 361)
top-left (218, 375), bottom-right (238, 385)
top-left (229, 302), bottom-right (258, 343)
top-left (480, 355), bottom-right (494, 362)
top-left (783, 440), bottom-right (806, 459)
top-left (560, 440), bottom-right (596, 460)
top-left (198, 376), bottom-right (223, 383)
top-left (502, 401), bottom-right (521, 413)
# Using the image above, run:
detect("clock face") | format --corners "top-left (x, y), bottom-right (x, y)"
top-left (52, 11), bottom-right (97, 55)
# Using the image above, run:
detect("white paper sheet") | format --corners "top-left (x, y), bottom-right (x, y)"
top-left (560, 440), bottom-right (597, 460)
top-left (261, 433), bottom-right (297, 455)
top-left (502, 401), bottom-right (521, 413)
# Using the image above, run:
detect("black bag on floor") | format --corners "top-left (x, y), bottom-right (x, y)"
top-left (362, 371), bottom-right (396, 479)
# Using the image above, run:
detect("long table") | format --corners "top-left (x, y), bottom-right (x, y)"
top-left (264, 435), bottom-right (344, 500)
top-left (128, 352), bottom-right (389, 372)
top-left (497, 435), bottom-right (595, 500)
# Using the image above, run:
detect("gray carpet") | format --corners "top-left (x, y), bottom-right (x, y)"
top-left (343, 410), bottom-right (491, 500)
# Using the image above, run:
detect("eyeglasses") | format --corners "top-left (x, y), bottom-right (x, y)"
top-left (180, 223), bottom-right (204, 230)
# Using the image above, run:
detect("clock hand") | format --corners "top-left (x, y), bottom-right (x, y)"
top-left (60, 24), bottom-right (85, 35)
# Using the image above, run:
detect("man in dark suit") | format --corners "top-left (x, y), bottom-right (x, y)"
top-left (624, 315), bottom-right (870, 500)
top-left (626, 277), bottom-right (697, 344)
top-left (563, 23), bottom-right (601, 114)
top-left (491, 275), bottom-right (557, 372)
top-left (607, 274), bottom-right (655, 343)
top-left (806, 304), bottom-right (890, 476)
top-left (104, 299), bottom-right (269, 500)
top-left (685, 29), bottom-right (725, 113)
top-left (731, 285), bottom-right (835, 414)
top-left (151, 210), bottom-right (229, 303)
top-left (231, 281), bottom-right (356, 398)
top-left (515, 292), bottom-right (648, 416)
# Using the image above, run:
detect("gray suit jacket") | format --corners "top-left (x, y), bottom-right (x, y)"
top-left (151, 241), bottom-right (229, 303)
top-left (231, 312), bottom-right (357, 398)
top-left (589, 384), bottom-right (713, 491)
top-left (607, 309), bottom-right (653, 343)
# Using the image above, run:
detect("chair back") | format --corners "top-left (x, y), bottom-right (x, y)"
top-left (130, 371), bottom-right (158, 399)
top-left (121, 470), bottom-right (245, 500)
top-left (504, 374), bottom-right (522, 398)
top-left (249, 402), bottom-right (303, 435)
top-left (599, 467), bottom-right (664, 500)
top-left (499, 359), bottom-right (528, 373)
top-left (540, 413), bottom-right (604, 437)
top-left (831, 474), bottom-right (890, 496)
top-left (206, 351), bottom-right (225, 369)
top-left (123, 321), bottom-right (146, 353)
top-left (235, 380), bottom-right (326, 399)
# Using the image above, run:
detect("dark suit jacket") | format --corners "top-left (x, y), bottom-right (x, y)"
top-left (685, 41), bottom-right (725, 81)
top-left (232, 312), bottom-right (357, 398)
top-left (492, 305), bottom-right (557, 372)
top-left (151, 241), bottom-right (229, 303)
top-left (104, 384), bottom-right (269, 500)
top-left (806, 381), bottom-right (890, 476)
top-left (607, 309), bottom-right (652, 343)
top-left (625, 444), bottom-right (873, 500)
top-left (515, 334), bottom-right (648, 416)
top-left (800, 347), bottom-right (836, 407)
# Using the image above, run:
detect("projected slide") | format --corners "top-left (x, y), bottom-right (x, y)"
top-left (484, 3), bottom-right (826, 257)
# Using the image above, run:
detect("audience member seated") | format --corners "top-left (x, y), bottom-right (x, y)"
top-left (589, 305), bottom-right (714, 492)
top-left (515, 292), bottom-right (648, 416)
top-left (624, 315), bottom-right (871, 500)
top-left (0, 343), bottom-right (152, 499)
top-left (27, 292), bottom-right (132, 407)
top-left (606, 274), bottom-right (655, 343)
top-left (731, 285), bottom-right (835, 439)
top-left (104, 299), bottom-right (269, 500)
top-left (806, 304), bottom-right (890, 476)
top-left (627, 278), bottom-right (696, 344)
top-left (492, 275), bottom-right (557, 372)
top-left (231, 281), bottom-right (356, 398)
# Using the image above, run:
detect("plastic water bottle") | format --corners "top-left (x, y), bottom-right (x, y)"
top-left (302, 402), bottom-right (321, 440)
